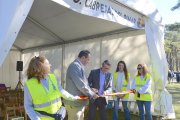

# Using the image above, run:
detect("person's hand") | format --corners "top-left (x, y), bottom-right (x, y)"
top-left (92, 88), bottom-right (98, 93)
top-left (92, 94), bottom-right (99, 99)
top-left (130, 89), bottom-right (136, 94)
top-left (74, 96), bottom-right (81, 100)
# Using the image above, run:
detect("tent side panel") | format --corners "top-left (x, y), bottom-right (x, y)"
top-left (63, 29), bottom-right (149, 79)
top-left (0, 51), bottom-right (21, 89)
top-left (101, 30), bottom-right (150, 77)
top-left (21, 30), bottom-right (149, 88)
top-left (22, 46), bottom-right (62, 84)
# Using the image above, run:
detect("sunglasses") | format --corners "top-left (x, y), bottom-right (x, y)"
top-left (137, 67), bottom-right (142, 70)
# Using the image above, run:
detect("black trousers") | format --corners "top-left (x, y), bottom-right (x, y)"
top-left (87, 97), bottom-right (107, 120)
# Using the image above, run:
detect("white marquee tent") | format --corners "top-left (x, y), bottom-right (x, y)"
top-left (0, 0), bottom-right (175, 118)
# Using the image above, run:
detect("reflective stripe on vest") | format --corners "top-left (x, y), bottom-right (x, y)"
top-left (113, 72), bottom-right (129, 99)
top-left (34, 97), bottom-right (61, 108)
top-left (135, 74), bottom-right (152, 101)
top-left (26, 73), bottom-right (62, 117)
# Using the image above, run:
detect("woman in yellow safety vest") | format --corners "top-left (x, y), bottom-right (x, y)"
top-left (112, 61), bottom-right (131, 120)
top-left (131, 63), bottom-right (153, 120)
top-left (24, 56), bottom-right (81, 120)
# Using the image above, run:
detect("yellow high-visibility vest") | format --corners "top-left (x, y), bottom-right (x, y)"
top-left (113, 72), bottom-right (130, 99)
top-left (26, 73), bottom-right (62, 120)
top-left (134, 73), bottom-right (152, 101)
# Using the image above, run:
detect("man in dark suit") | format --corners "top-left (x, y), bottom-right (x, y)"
top-left (88, 60), bottom-right (112, 120)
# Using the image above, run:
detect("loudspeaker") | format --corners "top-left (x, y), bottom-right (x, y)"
top-left (16, 61), bottom-right (23, 71)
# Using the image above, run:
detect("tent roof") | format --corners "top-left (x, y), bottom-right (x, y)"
top-left (13, 0), bottom-right (137, 52)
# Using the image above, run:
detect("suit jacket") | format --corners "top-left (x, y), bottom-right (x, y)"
top-left (63, 59), bottom-right (95, 107)
top-left (88, 69), bottom-right (112, 104)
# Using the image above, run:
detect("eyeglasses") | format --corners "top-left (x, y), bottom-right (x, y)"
top-left (137, 67), bottom-right (142, 70)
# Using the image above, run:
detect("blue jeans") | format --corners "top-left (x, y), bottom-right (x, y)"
top-left (122, 101), bottom-right (131, 120)
top-left (112, 99), bottom-right (119, 120)
top-left (112, 99), bottom-right (131, 120)
top-left (136, 100), bottom-right (152, 120)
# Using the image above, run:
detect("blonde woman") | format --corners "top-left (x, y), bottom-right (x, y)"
top-left (24, 56), bottom-right (81, 120)
top-left (131, 64), bottom-right (153, 120)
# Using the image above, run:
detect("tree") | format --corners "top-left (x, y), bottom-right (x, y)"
top-left (171, 0), bottom-right (180, 11)
top-left (165, 23), bottom-right (180, 71)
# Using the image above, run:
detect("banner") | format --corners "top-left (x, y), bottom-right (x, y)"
top-left (52, 0), bottom-right (144, 29)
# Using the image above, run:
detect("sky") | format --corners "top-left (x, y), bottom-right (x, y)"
top-left (152, 0), bottom-right (180, 25)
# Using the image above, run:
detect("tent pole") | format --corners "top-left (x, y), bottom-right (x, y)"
top-left (61, 44), bottom-right (65, 88)
top-left (100, 38), bottom-right (102, 67)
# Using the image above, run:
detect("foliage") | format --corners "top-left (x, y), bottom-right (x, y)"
top-left (165, 23), bottom-right (180, 47)
top-left (171, 0), bottom-right (180, 11)
top-left (165, 23), bottom-right (180, 32)
top-left (164, 22), bottom-right (180, 71)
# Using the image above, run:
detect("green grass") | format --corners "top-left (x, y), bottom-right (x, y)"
top-left (166, 82), bottom-right (180, 119)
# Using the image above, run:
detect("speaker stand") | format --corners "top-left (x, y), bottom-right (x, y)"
top-left (15, 71), bottom-right (23, 90)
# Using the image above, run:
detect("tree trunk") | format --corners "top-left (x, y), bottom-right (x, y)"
top-left (175, 48), bottom-right (178, 71)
